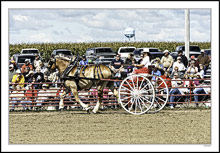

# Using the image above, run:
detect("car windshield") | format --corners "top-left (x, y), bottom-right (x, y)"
top-left (96, 48), bottom-right (113, 53)
top-left (120, 48), bottom-right (136, 53)
top-left (18, 56), bottom-right (35, 63)
top-left (56, 51), bottom-right (72, 55)
top-left (22, 50), bottom-right (39, 54)
top-left (149, 49), bottom-right (159, 52)
top-left (133, 49), bottom-right (143, 55)
top-left (180, 46), bottom-right (201, 52)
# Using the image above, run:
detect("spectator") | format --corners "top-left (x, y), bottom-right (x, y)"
top-left (125, 53), bottom-right (136, 65)
top-left (23, 67), bottom-right (31, 83)
top-left (137, 54), bottom-right (144, 64)
top-left (192, 73), bottom-right (202, 87)
top-left (193, 79), bottom-right (211, 107)
top-left (186, 60), bottom-right (198, 79)
top-left (42, 75), bottom-right (52, 88)
top-left (198, 64), bottom-right (205, 79)
top-left (34, 55), bottom-right (43, 70)
top-left (160, 71), bottom-right (172, 90)
top-left (33, 67), bottom-right (44, 89)
top-left (161, 50), bottom-right (174, 73)
top-left (9, 64), bottom-right (16, 83)
top-left (176, 50), bottom-right (188, 68)
top-left (197, 49), bottom-right (210, 75)
top-left (151, 66), bottom-right (161, 81)
top-left (79, 55), bottom-right (88, 66)
top-left (21, 59), bottom-right (33, 74)
top-left (12, 69), bottom-right (25, 89)
top-left (172, 56), bottom-right (186, 78)
top-left (188, 55), bottom-right (199, 67)
top-left (170, 66), bottom-right (182, 79)
top-left (109, 54), bottom-right (124, 87)
top-left (169, 73), bottom-right (189, 108)
top-left (127, 59), bottom-right (137, 75)
top-left (31, 77), bottom-right (39, 89)
top-left (9, 56), bottom-right (17, 70)
top-left (132, 48), bottom-right (151, 74)
top-left (151, 57), bottom-right (163, 71)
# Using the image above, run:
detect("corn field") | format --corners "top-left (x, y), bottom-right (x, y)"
top-left (9, 41), bottom-right (211, 61)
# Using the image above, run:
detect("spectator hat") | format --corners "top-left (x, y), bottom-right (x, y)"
top-left (177, 57), bottom-right (181, 60)
top-left (201, 49), bottom-right (205, 52)
top-left (9, 64), bottom-right (14, 68)
top-left (16, 69), bottom-right (21, 73)
top-left (25, 59), bottom-right (30, 62)
top-left (143, 48), bottom-right (149, 53)
top-left (116, 54), bottom-right (120, 57)
top-left (163, 50), bottom-right (169, 53)
top-left (82, 55), bottom-right (86, 58)
top-left (190, 55), bottom-right (195, 59)
top-left (28, 70), bottom-right (34, 74)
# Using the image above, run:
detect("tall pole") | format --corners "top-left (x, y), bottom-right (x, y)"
top-left (185, 9), bottom-right (190, 59)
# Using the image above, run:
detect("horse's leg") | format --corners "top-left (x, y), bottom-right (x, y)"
top-left (92, 84), bottom-right (105, 114)
top-left (59, 90), bottom-right (66, 110)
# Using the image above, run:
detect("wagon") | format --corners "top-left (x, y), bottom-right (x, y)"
top-left (118, 74), bottom-right (169, 115)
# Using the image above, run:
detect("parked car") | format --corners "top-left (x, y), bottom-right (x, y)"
top-left (15, 54), bottom-right (43, 69)
top-left (133, 48), bottom-right (163, 62)
top-left (21, 48), bottom-right (40, 55)
top-left (170, 45), bottom-right (201, 60)
top-left (117, 47), bottom-right (136, 60)
top-left (51, 49), bottom-right (73, 58)
top-left (85, 47), bottom-right (116, 65)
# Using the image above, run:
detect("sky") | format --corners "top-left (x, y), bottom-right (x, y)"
top-left (9, 9), bottom-right (211, 44)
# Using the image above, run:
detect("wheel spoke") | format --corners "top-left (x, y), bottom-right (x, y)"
top-left (139, 77), bottom-right (145, 90)
top-left (120, 95), bottom-right (132, 101)
top-left (123, 99), bottom-right (132, 107)
top-left (121, 86), bottom-right (133, 93)
top-left (131, 76), bottom-right (136, 90)
top-left (139, 82), bottom-right (151, 92)
top-left (140, 95), bottom-right (153, 104)
top-left (129, 98), bottom-right (135, 111)
top-left (125, 80), bottom-right (134, 91)
top-left (139, 96), bottom-right (150, 109)
top-left (137, 98), bottom-right (143, 112)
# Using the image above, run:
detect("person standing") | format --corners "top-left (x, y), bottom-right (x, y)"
top-left (197, 49), bottom-right (210, 75)
top-left (176, 50), bottom-right (188, 68)
top-left (9, 64), bottom-right (16, 83)
top-left (33, 68), bottom-right (44, 89)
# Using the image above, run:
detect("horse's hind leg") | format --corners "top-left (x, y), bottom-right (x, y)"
top-left (108, 81), bottom-right (119, 101)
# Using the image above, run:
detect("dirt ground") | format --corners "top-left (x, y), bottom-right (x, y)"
top-left (9, 108), bottom-right (211, 144)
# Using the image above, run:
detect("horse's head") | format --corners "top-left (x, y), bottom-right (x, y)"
top-left (47, 57), bottom-right (57, 72)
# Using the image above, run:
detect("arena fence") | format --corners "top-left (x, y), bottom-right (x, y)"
top-left (9, 78), bottom-right (211, 110)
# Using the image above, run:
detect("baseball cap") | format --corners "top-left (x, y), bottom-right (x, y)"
top-left (177, 57), bottom-right (181, 60)
top-left (25, 59), bottom-right (30, 62)
top-left (163, 50), bottom-right (169, 53)
top-left (16, 69), bottom-right (21, 73)
top-left (116, 54), bottom-right (120, 57)
top-left (190, 55), bottom-right (195, 59)
top-left (201, 49), bottom-right (205, 52)
top-left (9, 64), bottom-right (14, 68)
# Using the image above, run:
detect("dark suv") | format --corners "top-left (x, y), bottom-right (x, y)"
top-left (85, 47), bottom-right (116, 65)
top-left (51, 49), bottom-right (73, 58)
top-left (170, 45), bottom-right (201, 60)
top-left (15, 54), bottom-right (43, 69)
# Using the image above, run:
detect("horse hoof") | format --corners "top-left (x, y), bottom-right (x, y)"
top-left (59, 108), bottom-right (64, 111)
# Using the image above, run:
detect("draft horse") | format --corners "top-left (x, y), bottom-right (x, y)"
top-left (48, 55), bottom-right (119, 113)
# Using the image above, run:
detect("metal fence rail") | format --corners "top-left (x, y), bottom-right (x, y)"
top-left (9, 78), bottom-right (211, 110)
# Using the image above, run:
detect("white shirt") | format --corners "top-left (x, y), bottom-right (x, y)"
top-left (172, 62), bottom-right (186, 72)
top-left (141, 56), bottom-right (151, 67)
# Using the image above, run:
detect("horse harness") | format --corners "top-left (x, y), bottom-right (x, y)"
top-left (59, 58), bottom-right (105, 91)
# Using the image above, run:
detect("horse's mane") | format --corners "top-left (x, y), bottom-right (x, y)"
top-left (55, 55), bottom-right (72, 61)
